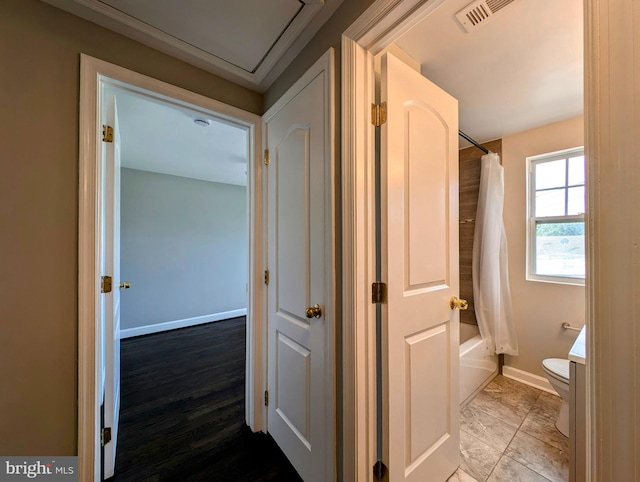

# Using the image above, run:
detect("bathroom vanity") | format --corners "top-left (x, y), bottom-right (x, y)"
top-left (569, 326), bottom-right (586, 482)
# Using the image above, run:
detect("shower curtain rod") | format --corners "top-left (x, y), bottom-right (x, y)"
top-left (459, 130), bottom-right (489, 154)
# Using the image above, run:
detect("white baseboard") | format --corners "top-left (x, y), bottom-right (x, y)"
top-left (502, 365), bottom-right (559, 396)
top-left (120, 309), bottom-right (247, 339)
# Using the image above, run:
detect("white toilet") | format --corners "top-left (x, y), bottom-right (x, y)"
top-left (542, 358), bottom-right (570, 437)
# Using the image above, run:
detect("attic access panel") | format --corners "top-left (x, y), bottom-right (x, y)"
top-left (100, 0), bottom-right (304, 73)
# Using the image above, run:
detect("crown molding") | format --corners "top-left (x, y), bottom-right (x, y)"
top-left (41, 0), bottom-right (343, 92)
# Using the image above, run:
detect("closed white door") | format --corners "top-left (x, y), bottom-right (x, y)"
top-left (102, 91), bottom-right (122, 479)
top-left (380, 52), bottom-right (460, 481)
top-left (264, 51), bottom-right (334, 482)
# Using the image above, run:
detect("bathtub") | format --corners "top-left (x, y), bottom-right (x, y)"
top-left (459, 325), bottom-right (499, 406)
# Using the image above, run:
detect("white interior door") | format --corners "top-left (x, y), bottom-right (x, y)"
top-left (380, 52), bottom-right (460, 481)
top-left (102, 91), bottom-right (121, 479)
top-left (264, 51), bottom-right (334, 482)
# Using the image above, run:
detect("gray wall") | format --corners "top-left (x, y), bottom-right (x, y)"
top-left (0, 0), bottom-right (261, 455)
top-left (264, 0), bottom-right (376, 110)
top-left (120, 169), bottom-right (247, 330)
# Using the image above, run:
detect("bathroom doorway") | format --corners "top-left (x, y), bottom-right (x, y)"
top-left (340, 0), bottom-right (587, 480)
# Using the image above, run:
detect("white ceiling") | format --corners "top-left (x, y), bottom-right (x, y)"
top-left (42, 0), bottom-right (343, 91)
top-left (101, 0), bottom-right (302, 73)
top-left (112, 88), bottom-right (249, 186)
top-left (395, 0), bottom-right (583, 145)
top-left (47, 0), bottom-right (582, 178)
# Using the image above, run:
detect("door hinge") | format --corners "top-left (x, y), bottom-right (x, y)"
top-left (101, 427), bottom-right (112, 446)
top-left (371, 102), bottom-right (387, 126)
top-left (102, 124), bottom-right (114, 143)
top-left (101, 275), bottom-right (112, 294)
top-left (372, 282), bottom-right (387, 304)
top-left (264, 269), bottom-right (270, 285)
top-left (264, 149), bottom-right (270, 165)
top-left (373, 460), bottom-right (387, 482)
top-left (264, 390), bottom-right (269, 406)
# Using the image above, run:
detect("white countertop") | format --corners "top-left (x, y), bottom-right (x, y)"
top-left (569, 325), bottom-right (586, 365)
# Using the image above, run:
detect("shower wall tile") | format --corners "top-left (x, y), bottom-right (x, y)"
top-left (458, 138), bottom-right (502, 326)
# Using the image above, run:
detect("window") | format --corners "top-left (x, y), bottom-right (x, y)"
top-left (527, 147), bottom-right (585, 284)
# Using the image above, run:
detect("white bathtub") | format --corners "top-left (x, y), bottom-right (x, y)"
top-left (459, 326), bottom-right (499, 406)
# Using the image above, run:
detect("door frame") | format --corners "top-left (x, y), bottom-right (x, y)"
top-left (77, 54), bottom-right (264, 482)
top-left (262, 48), bottom-right (336, 480)
top-left (341, 0), bottom-right (601, 480)
top-left (340, 2), bottom-right (450, 478)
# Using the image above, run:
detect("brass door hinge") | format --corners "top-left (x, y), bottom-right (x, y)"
top-left (264, 269), bottom-right (270, 285)
top-left (102, 124), bottom-right (114, 143)
top-left (371, 102), bottom-right (387, 126)
top-left (372, 282), bottom-right (387, 304)
top-left (264, 390), bottom-right (269, 406)
top-left (264, 149), bottom-right (270, 165)
top-left (101, 427), bottom-right (112, 446)
top-left (373, 460), bottom-right (387, 482)
top-left (101, 275), bottom-right (112, 294)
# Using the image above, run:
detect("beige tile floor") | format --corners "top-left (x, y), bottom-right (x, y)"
top-left (448, 375), bottom-right (569, 482)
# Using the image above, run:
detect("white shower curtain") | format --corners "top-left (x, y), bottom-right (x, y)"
top-left (472, 152), bottom-right (518, 356)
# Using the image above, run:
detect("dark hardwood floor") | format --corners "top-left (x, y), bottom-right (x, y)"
top-left (111, 317), bottom-right (302, 481)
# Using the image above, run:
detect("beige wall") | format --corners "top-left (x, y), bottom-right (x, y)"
top-left (0, 0), bottom-right (262, 455)
top-left (502, 116), bottom-right (585, 376)
top-left (264, 0), bottom-right (376, 110)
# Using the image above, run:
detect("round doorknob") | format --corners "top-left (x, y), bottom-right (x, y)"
top-left (305, 304), bottom-right (322, 319)
top-left (119, 282), bottom-right (131, 289)
top-left (450, 296), bottom-right (468, 310)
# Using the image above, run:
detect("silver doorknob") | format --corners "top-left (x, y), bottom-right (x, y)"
top-left (119, 282), bottom-right (131, 289)
top-left (305, 304), bottom-right (322, 319)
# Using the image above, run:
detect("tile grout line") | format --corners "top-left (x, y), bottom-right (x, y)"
top-left (467, 380), bottom-right (566, 482)
top-left (499, 390), bottom-right (562, 481)
top-left (511, 392), bottom-right (571, 458)
top-left (475, 397), bottom-right (526, 482)
top-left (459, 427), bottom-right (501, 482)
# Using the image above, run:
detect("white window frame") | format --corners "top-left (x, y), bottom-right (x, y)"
top-left (526, 146), bottom-right (586, 285)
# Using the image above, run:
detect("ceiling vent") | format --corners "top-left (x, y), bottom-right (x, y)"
top-left (455, 0), bottom-right (517, 33)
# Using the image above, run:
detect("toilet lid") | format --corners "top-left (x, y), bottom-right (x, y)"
top-left (543, 358), bottom-right (570, 381)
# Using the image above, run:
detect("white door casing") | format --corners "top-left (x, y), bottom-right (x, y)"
top-left (102, 91), bottom-right (121, 479)
top-left (263, 49), bottom-right (335, 482)
top-left (78, 55), bottom-right (263, 482)
top-left (380, 52), bottom-right (460, 481)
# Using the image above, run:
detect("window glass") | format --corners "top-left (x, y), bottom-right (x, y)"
top-left (535, 221), bottom-right (585, 278)
top-left (568, 156), bottom-right (585, 185)
top-left (535, 159), bottom-right (565, 189)
top-left (567, 186), bottom-right (585, 215)
top-left (529, 148), bottom-right (585, 283)
top-left (535, 189), bottom-right (565, 217)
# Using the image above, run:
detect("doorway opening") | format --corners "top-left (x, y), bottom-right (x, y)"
top-left (341, 0), bottom-right (585, 480)
top-left (384, 2), bottom-right (583, 479)
top-left (77, 55), bottom-right (265, 481)
top-left (103, 83), bottom-right (292, 480)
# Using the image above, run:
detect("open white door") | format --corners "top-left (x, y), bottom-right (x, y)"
top-left (102, 91), bottom-right (121, 479)
top-left (379, 52), bottom-right (460, 481)
top-left (263, 50), bottom-right (334, 482)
